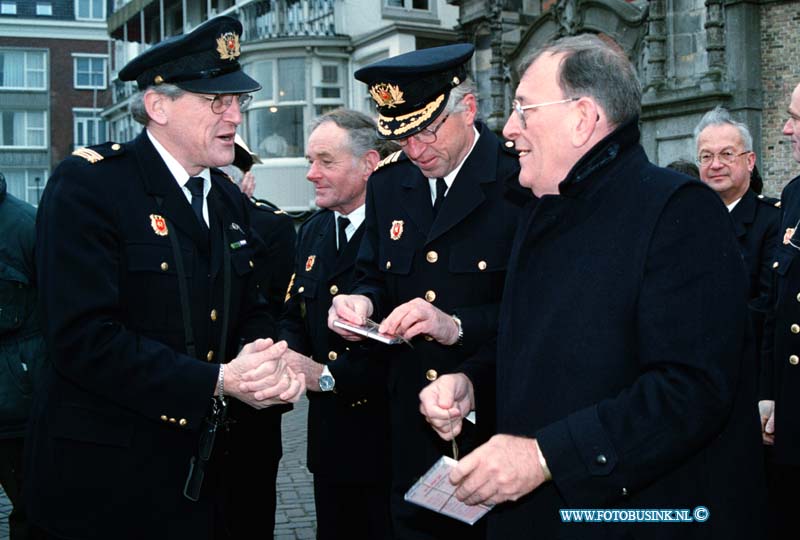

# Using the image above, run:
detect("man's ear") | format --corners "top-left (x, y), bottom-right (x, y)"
top-left (144, 90), bottom-right (169, 126)
top-left (746, 151), bottom-right (756, 173)
top-left (460, 93), bottom-right (478, 125)
top-left (570, 97), bottom-right (600, 147)
top-left (362, 149), bottom-right (381, 180)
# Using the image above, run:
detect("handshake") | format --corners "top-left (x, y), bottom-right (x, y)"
top-left (223, 338), bottom-right (307, 409)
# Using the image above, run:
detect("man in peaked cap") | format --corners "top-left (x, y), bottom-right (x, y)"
top-left (328, 44), bottom-right (527, 539)
top-left (26, 16), bottom-right (304, 540)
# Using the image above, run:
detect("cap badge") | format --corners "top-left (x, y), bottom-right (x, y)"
top-left (216, 32), bottom-right (241, 61)
top-left (369, 83), bottom-right (406, 109)
top-left (150, 214), bottom-right (169, 236)
top-left (390, 220), bottom-right (404, 241)
top-left (784, 227), bottom-right (796, 245)
top-left (305, 255), bottom-right (316, 272)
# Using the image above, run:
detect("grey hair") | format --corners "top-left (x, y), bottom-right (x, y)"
top-left (693, 106), bottom-right (753, 151)
top-left (445, 77), bottom-right (478, 115)
top-left (521, 34), bottom-right (641, 127)
top-left (309, 108), bottom-right (384, 159)
top-left (129, 84), bottom-right (186, 125)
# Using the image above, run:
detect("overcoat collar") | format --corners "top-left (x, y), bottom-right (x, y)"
top-left (729, 189), bottom-right (757, 238)
top-left (309, 211), bottom-right (364, 282)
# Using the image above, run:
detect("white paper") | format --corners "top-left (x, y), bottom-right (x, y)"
top-left (404, 456), bottom-right (493, 525)
top-left (332, 319), bottom-right (404, 345)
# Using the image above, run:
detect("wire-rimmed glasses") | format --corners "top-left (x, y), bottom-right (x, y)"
top-left (511, 97), bottom-right (579, 129)
top-left (197, 93), bottom-right (253, 114)
top-left (696, 150), bottom-right (751, 167)
top-left (396, 112), bottom-right (451, 147)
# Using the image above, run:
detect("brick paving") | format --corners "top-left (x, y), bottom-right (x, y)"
top-left (0, 395), bottom-right (317, 540)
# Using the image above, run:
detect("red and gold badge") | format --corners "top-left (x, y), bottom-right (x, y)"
top-left (784, 227), bottom-right (796, 245)
top-left (369, 83), bottom-right (406, 109)
top-left (149, 214), bottom-right (168, 236)
top-left (390, 220), bottom-right (404, 241)
top-left (216, 32), bottom-right (241, 61)
top-left (305, 255), bottom-right (316, 272)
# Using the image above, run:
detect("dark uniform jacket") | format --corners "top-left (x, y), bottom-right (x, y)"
top-left (762, 174), bottom-right (800, 465)
top-left (352, 121), bottom-right (526, 538)
top-left (26, 131), bottom-right (272, 540)
top-left (730, 189), bottom-right (781, 353)
top-left (463, 120), bottom-right (766, 539)
top-left (280, 209), bottom-right (390, 483)
top-left (0, 177), bottom-right (46, 439)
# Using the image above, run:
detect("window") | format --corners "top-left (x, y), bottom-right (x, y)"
top-left (0, 50), bottom-right (46, 90)
top-left (74, 55), bottom-right (107, 90)
top-left (74, 109), bottom-right (107, 148)
top-left (75, 0), bottom-right (104, 20)
top-left (382, 0), bottom-right (436, 21)
top-left (385, 0), bottom-right (429, 8)
top-left (0, 2), bottom-right (16, 15)
top-left (3, 169), bottom-right (48, 206)
top-left (0, 111), bottom-right (47, 148)
top-left (314, 64), bottom-right (341, 99)
top-left (36, 2), bottom-right (52, 15)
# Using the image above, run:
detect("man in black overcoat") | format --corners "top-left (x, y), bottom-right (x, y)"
top-left (421, 34), bottom-right (766, 540)
top-left (25, 16), bottom-right (304, 540)
top-left (279, 108), bottom-right (393, 540)
top-left (328, 44), bottom-right (526, 539)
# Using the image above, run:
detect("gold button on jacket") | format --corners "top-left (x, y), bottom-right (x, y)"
top-left (426, 369), bottom-right (438, 381)
top-left (206, 350), bottom-right (214, 361)
top-left (424, 290), bottom-right (436, 302)
top-left (160, 262), bottom-right (169, 271)
top-left (426, 251), bottom-right (438, 263)
top-left (792, 324), bottom-right (800, 334)
top-left (210, 309), bottom-right (217, 321)
top-left (790, 355), bottom-right (799, 366)
top-left (329, 284), bottom-right (339, 295)
top-left (328, 351), bottom-right (338, 361)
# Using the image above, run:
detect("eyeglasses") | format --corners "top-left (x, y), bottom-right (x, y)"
top-left (396, 112), bottom-right (450, 147)
top-left (197, 93), bottom-right (252, 114)
top-left (696, 150), bottom-right (751, 166)
top-left (512, 97), bottom-right (578, 129)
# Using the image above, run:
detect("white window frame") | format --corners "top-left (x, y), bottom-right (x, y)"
top-left (0, 110), bottom-right (48, 149)
top-left (36, 2), bottom-right (52, 15)
top-left (2, 169), bottom-right (49, 206)
top-left (0, 49), bottom-right (47, 91)
top-left (73, 108), bottom-right (107, 148)
top-left (382, 0), bottom-right (437, 21)
top-left (73, 54), bottom-right (108, 90)
top-left (74, 0), bottom-right (105, 21)
top-left (0, 2), bottom-right (16, 15)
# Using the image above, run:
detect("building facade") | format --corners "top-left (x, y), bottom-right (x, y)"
top-left (0, 0), bottom-right (111, 205)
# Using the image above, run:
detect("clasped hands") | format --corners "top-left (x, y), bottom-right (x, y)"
top-left (224, 338), bottom-right (306, 409)
top-left (327, 294), bottom-right (460, 345)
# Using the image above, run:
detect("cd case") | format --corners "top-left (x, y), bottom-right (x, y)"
top-left (332, 319), bottom-right (404, 345)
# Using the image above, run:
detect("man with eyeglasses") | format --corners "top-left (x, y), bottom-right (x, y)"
top-left (419, 34), bottom-right (766, 539)
top-left (694, 106), bottom-right (781, 364)
top-left (328, 44), bottom-right (527, 539)
top-left (759, 81), bottom-right (800, 540)
top-left (26, 16), bottom-right (305, 540)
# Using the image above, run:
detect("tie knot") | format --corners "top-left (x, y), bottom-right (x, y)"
top-left (186, 177), bottom-right (204, 197)
top-left (338, 216), bottom-right (351, 230)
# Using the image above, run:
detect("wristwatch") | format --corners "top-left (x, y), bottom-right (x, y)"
top-left (451, 314), bottom-right (464, 346)
top-left (319, 365), bottom-right (336, 392)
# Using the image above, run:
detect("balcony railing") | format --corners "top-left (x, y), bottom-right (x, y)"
top-left (239, 0), bottom-right (336, 40)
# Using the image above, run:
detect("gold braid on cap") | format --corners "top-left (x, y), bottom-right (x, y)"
top-left (380, 94), bottom-right (446, 137)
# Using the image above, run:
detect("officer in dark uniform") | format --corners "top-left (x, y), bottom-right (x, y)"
top-left (222, 137), bottom-right (297, 539)
top-left (279, 108), bottom-right (393, 540)
top-left (26, 16), bottom-right (304, 540)
top-left (694, 106), bottom-right (781, 354)
top-left (328, 45), bottom-right (527, 540)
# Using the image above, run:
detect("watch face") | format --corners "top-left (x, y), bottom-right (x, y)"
top-left (319, 374), bottom-right (334, 391)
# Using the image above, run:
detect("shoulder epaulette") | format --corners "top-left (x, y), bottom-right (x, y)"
top-left (756, 193), bottom-right (781, 208)
top-left (252, 197), bottom-right (287, 215)
top-left (374, 150), bottom-right (404, 171)
top-left (71, 142), bottom-right (124, 164)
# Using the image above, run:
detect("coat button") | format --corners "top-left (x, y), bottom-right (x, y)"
top-left (796, 292), bottom-right (800, 303)
top-left (792, 324), bottom-right (800, 334)
top-left (504, 140), bottom-right (514, 148)
top-left (426, 251), bottom-right (438, 263)
top-left (328, 351), bottom-right (338, 361)
top-left (773, 261), bottom-right (780, 269)
top-left (160, 262), bottom-right (169, 271)
top-left (179, 419), bottom-right (187, 427)
top-left (424, 335), bottom-right (434, 341)
top-left (298, 286), bottom-right (305, 293)
top-left (210, 309), bottom-right (218, 321)
top-left (160, 415), bottom-right (168, 422)
top-left (111, 143), bottom-right (121, 151)
top-left (249, 260), bottom-right (254, 268)
top-left (621, 487), bottom-right (628, 496)
top-left (790, 355), bottom-right (799, 366)
top-left (386, 261), bottom-right (392, 270)
top-left (596, 454), bottom-right (607, 465)
top-left (425, 290), bottom-right (436, 303)
top-left (207, 350), bottom-right (214, 361)
top-left (169, 417), bottom-right (177, 424)
top-left (477, 260), bottom-right (487, 271)
top-left (330, 285), bottom-right (339, 295)
top-left (426, 369), bottom-right (438, 381)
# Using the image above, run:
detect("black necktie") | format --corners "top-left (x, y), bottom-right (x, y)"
top-left (337, 216), bottom-right (350, 254)
top-left (432, 177), bottom-right (447, 216)
top-left (186, 177), bottom-right (207, 229)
